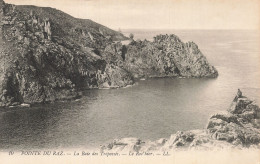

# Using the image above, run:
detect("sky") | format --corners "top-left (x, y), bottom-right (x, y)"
top-left (5, 0), bottom-right (260, 30)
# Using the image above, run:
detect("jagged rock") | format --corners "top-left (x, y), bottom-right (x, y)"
top-left (207, 90), bottom-right (260, 146)
top-left (103, 35), bottom-right (218, 78)
top-left (101, 90), bottom-right (260, 152)
top-left (229, 97), bottom-right (253, 114)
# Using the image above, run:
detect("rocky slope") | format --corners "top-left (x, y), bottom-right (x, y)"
top-left (103, 35), bottom-right (218, 78)
top-left (101, 90), bottom-right (260, 152)
top-left (0, 0), bottom-right (217, 107)
top-left (0, 0), bottom-right (133, 107)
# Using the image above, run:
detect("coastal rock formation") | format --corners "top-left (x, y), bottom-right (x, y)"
top-left (207, 90), bottom-right (260, 146)
top-left (103, 35), bottom-right (218, 78)
top-left (0, 0), bottom-right (133, 107)
top-left (101, 90), bottom-right (260, 152)
top-left (0, 0), bottom-right (217, 107)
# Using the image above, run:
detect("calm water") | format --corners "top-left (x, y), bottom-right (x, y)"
top-left (0, 30), bottom-right (259, 150)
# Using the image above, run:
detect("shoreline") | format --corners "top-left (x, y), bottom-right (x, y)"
top-left (0, 75), bottom-right (218, 109)
top-left (100, 89), bottom-right (260, 152)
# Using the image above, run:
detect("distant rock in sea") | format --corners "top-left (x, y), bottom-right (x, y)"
top-left (0, 0), bottom-right (217, 107)
top-left (101, 90), bottom-right (260, 152)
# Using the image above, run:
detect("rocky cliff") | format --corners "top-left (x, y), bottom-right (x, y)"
top-left (103, 35), bottom-right (218, 78)
top-left (0, 0), bottom-right (133, 107)
top-left (101, 90), bottom-right (260, 152)
top-left (0, 0), bottom-right (217, 107)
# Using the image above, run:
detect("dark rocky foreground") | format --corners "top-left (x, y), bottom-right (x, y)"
top-left (0, 0), bottom-right (217, 107)
top-left (101, 90), bottom-right (260, 152)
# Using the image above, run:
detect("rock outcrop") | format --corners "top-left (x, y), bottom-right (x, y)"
top-left (103, 35), bottom-right (218, 78)
top-left (101, 90), bottom-right (260, 152)
top-left (0, 0), bottom-right (218, 107)
top-left (207, 90), bottom-right (260, 146)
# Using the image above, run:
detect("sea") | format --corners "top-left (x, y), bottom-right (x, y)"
top-left (0, 30), bottom-right (259, 150)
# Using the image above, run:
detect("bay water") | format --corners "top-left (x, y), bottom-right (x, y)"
top-left (0, 30), bottom-right (259, 150)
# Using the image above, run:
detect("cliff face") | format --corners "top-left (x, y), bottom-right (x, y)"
top-left (0, 0), bottom-right (218, 107)
top-left (101, 90), bottom-right (260, 152)
top-left (0, 1), bottom-right (133, 107)
top-left (103, 35), bottom-right (218, 78)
